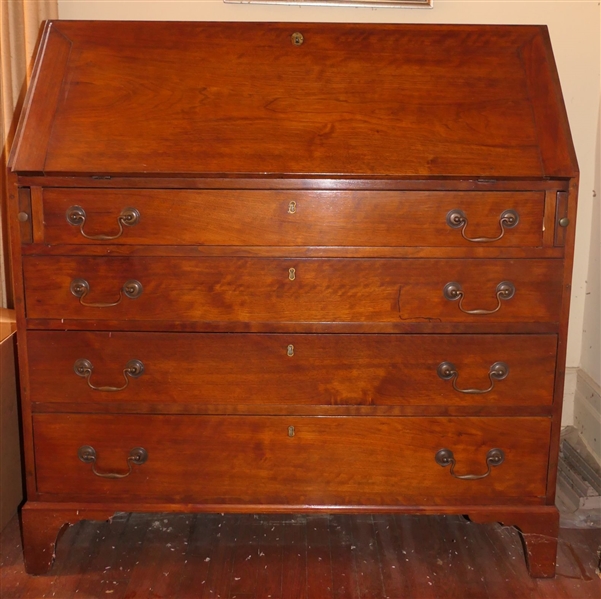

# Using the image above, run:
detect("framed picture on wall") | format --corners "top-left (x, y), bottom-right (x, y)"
top-left (224, 0), bottom-right (433, 8)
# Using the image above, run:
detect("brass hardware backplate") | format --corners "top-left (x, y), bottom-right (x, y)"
top-left (291, 32), bottom-right (304, 46)
top-left (289, 268), bottom-right (296, 281)
top-left (288, 201), bottom-right (297, 214)
top-left (435, 448), bottom-right (505, 480)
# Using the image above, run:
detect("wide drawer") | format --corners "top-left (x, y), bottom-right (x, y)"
top-left (27, 332), bottom-right (557, 407)
top-left (33, 414), bottom-right (551, 503)
top-left (23, 257), bottom-right (563, 324)
top-left (41, 189), bottom-right (544, 247)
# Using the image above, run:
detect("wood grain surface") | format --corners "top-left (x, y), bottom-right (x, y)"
top-left (3, 511), bottom-right (600, 597)
top-left (32, 414), bottom-right (551, 503)
top-left (5, 21), bottom-right (580, 580)
top-left (22, 257), bottom-right (563, 323)
top-left (9, 22), bottom-right (576, 178)
top-left (27, 331), bottom-right (557, 407)
top-left (40, 189), bottom-right (545, 247)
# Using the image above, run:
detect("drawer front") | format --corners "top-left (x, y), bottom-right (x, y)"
top-left (33, 414), bottom-right (550, 503)
top-left (28, 332), bottom-right (557, 407)
top-left (23, 257), bottom-right (563, 323)
top-left (42, 189), bottom-right (544, 247)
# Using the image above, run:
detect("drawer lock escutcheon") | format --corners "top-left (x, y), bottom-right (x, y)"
top-left (73, 358), bottom-right (144, 392)
top-left (70, 278), bottom-right (143, 307)
top-left (436, 361), bottom-right (509, 394)
top-left (443, 281), bottom-right (515, 315)
top-left (78, 445), bottom-right (148, 479)
top-left (446, 209), bottom-right (519, 243)
top-left (288, 201), bottom-right (297, 214)
top-left (288, 268), bottom-right (296, 281)
top-left (435, 448), bottom-right (505, 480)
top-left (287, 344), bottom-right (295, 357)
top-left (66, 205), bottom-right (140, 240)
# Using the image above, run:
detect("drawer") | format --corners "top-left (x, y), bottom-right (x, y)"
top-left (27, 332), bottom-right (557, 407)
top-left (33, 414), bottom-right (551, 503)
top-left (40, 189), bottom-right (544, 247)
top-left (23, 257), bottom-right (563, 324)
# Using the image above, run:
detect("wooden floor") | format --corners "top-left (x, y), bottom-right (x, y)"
top-left (1, 512), bottom-right (600, 599)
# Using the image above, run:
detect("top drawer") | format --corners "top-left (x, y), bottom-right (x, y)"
top-left (39, 189), bottom-right (544, 247)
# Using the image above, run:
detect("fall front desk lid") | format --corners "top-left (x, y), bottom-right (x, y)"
top-left (9, 21), bottom-right (577, 179)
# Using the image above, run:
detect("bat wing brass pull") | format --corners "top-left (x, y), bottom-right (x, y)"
top-left (437, 361), bottom-right (509, 394)
top-left (73, 358), bottom-right (144, 392)
top-left (70, 278), bottom-right (143, 307)
top-left (78, 445), bottom-right (148, 479)
top-left (66, 205), bottom-right (140, 240)
top-left (446, 209), bottom-right (519, 243)
top-left (443, 281), bottom-right (515, 315)
top-left (435, 448), bottom-right (505, 480)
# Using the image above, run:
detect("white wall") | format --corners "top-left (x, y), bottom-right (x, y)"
top-left (580, 100), bottom-right (600, 387)
top-left (58, 0), bottom-right (600, 372)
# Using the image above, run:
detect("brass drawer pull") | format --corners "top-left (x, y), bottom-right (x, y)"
top-left (435, 448), bottom-right (505, 480)
top-left (73, 358), bottom-right (144, 392)
top-left (70, 278), bottom-right (143, 307)
top-left (66, 205), bottom-right (140, 240)
top-left (446, 209), bottom-right (519, 243)
top-left (437, 361), bottom-right (509, 394)
top-left (443, 281), bottom-right (515, 315)
top-left (78, 445), bottom-right (148, 479)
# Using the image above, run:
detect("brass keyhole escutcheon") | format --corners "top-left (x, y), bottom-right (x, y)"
top-left (289, 268), bottom-right (296, 281)
top-left (291, 32), bottom-right (304, 46)
top-left (287, 344), bottom-right (295, 357)
top-left (288, 201), bottom-right (297, 214)
top-left (288, 426), bottom-right (295, 437)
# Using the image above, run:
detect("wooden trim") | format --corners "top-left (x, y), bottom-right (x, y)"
top-left (25, 500), bottom-right (549, 515)
top-left (5, 172), bottom-right (37, 499)
top-left (546, 177), bottom-right (579, 504)
top-left (7, 22), bottom-right (72, 173)
top-left (519, 28), bottom-right (578, 178)
top-left (30, 187), bottom-right (44, 244)
top-left (24, 319), bottom-right (560, 335)
top-left (542, 190), bottom-right (557, 247)
top-left (16, 176), bottom-right (571, 191)
top-left (554, 190), bottom-right (569, 246)
top-left (17, 188), bottom-right (32, 244)
top-left (31, 402), bottom-right (554, 418)
top-left (19, 244), bottom-right (565, 260)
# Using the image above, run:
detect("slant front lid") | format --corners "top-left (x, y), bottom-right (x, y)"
top-left (9, 21), bottom-right (577, 178)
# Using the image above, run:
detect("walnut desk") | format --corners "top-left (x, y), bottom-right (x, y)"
top-left (7, 21), bottom-right (578, 577)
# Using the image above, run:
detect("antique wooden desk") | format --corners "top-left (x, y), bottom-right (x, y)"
top-left (7, 21), bottom-right (578, 577)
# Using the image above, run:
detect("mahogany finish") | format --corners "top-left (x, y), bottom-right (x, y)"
top-left (7, 21), bottom-right (578, 578)
top-left (33, 414), bottom-right (551, 502)
top-left (27, 332), bottom-right (557, 407)
top-left (41, 189), bottom-right (545, 247)
top-left (23, 256), bottom-right (563, 323)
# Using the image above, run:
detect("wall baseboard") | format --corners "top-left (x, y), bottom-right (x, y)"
top-left (573, 368), bottom-right (601, 466)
